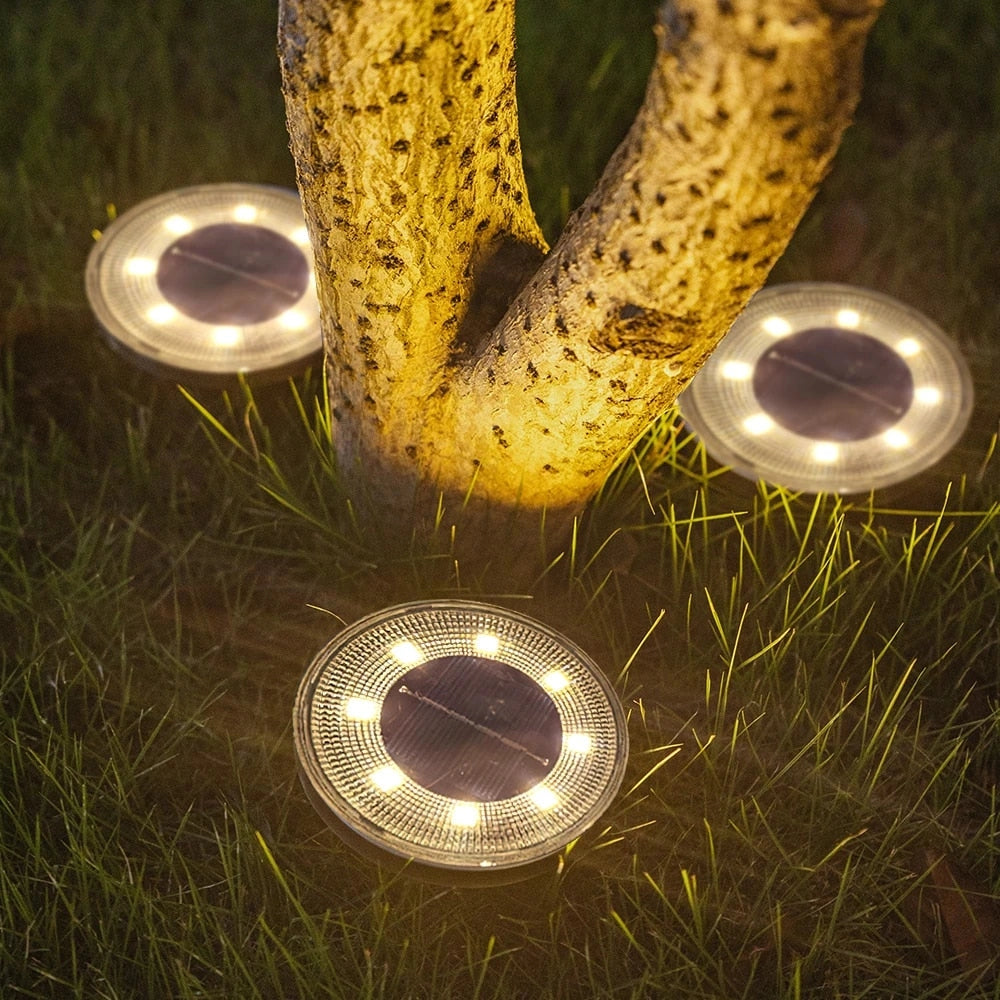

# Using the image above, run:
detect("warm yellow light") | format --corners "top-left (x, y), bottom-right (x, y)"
top-left (290, 225), bottom-right (310, 246)
top-left (742, 413), bottom-right (774, 436)
top-left (391, 641), bottom-right (422, 665)
top-left (211, 326), bottom-right (241, 347)
top-left (564, 732), bottom-right (593, 753)
top-left (163, 214), bottom-right (193, 235)
top-left (345, 697), bottom-right (379, 721)
top-left (451, 803), bottom-right (479, 828)
top-left (278, 309), bottom-right (308, 330)
top-left (811, 442), bottom-right (839, 464)
top-left (721, 360), bottom-right (753, 381)
top-left (233, 203), bottom-right (259, 223)
top-left (541, 670), bottom-right (570, 693)
top-left (370, 765), bottom-right (405, 792)
top-left (883, 428), bottom-right (910, 449)
top-left (675, 282), bottom-right (973, 495)
top-left (86, 183), bottom-right (322, 378)
top-left (146, 303), bottom-right (178, 324)
top-left (762, 315), bottom-right (793, 337)
top-left (530, 786), bottom-right (559, 810)
top-left (473, 633), bottom-right (500, 655)
top-left (124, 257), bottom-right (157, 277)
top-left (294, 599), bottom-right (630, 874)
top-left (835, 308), bottom-right (861, 328)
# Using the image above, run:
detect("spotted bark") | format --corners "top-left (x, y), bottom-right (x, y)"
top-left (279, 0), bottom-right (884, 531)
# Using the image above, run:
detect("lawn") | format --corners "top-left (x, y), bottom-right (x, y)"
top-left (1, 0), bottom-right (999, 996)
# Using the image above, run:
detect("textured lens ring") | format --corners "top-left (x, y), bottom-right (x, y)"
top-left (678, 283), bottom-right (974, 493)
top-left (85, 184), bottom-right (321, 376)
top-left (294, 601), bottom-right (629, 874)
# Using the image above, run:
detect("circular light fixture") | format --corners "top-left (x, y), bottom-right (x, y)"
top-left (678, 283), bottom-right (973, 493)
top-left (294, 601), bottom-right (629, 879)
top-left (85, 184), bottom-right (321, 377)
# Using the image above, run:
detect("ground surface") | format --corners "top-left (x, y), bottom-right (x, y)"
top-left (1, 1), bottom-right (999, 996)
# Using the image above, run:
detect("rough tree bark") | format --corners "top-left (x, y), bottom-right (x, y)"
top-left (278, 0), bottom-right (884, 540)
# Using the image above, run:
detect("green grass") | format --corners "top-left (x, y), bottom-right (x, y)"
top-left (2, 0), bottom-right (1000, 996)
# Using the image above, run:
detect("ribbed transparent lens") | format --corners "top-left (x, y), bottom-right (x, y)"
top-left (295, 602), bottom-right (629, 872)
top-left (85, 184), bottom-right (321, 375)
top-left (679, 283), bottom-right (973, 494)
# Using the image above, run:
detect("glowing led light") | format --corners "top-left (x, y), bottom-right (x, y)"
top-left (677, 283), bottom-right (973, 494)
top-left (762, 315), bottom-right (793, 337)
top-left (278, 308), bottom-right (308, 330)
top-left (391, 641), bottom-right (422, 665)
top-left (811, 442), bottom-right (840, 464)
top-left (370, 765), bottom-right (405, 792)
top-left (146, 303), bottom-right (178, 324)
top-left (85, 184), bottom-right (322, 377)
top-left (294, 601), bottom-right (629, 879)
top-left (232, 203), bottom-right (259, 223)
top-left (883, 428), bottom-right (910, 449)
top-left (530, 786), bottom-right (559, 811)
top-left (345, 697), bottom-right (380, 721)
top-left (564, 732), bottom-right (593, 753)
top-left (743, 413), bottom-right (774, 436)
top-left (291, 225), bottom-right (310, 245)
top-left (211, 326), bottom-right (241, 347)
top-left (451, 803), bottom-right (480, 828)
top-left (163, 214), bottom-right (193, 235)
top-left (124, 257), bottom-right (157, 277)
top-left (542, 670), bottom-right (570, 693)
top-left (721, 360), bottom-right (753, 381)
top-left (473, 633), bottom-right (500, 655)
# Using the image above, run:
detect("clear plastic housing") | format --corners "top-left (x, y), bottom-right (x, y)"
top-left (85, 184), bottom-right (321, 376)
top-left (678, 283), bottom-right (973, 493)
top-left (295, 601), bottom-right (629, 873)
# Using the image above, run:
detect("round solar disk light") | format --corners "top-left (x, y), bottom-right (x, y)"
top-left (85, 184), bottom-right (321, 378)
top-left (678, 283), bottom-right (973, 493)
top-left (294, 601), bottom-right (629, 881)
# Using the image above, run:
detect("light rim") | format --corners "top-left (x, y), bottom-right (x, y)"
top-left (294, 600), bottom-right (629, 873)
top-left (678, 283), bottom-right (974, 494)
top-left (85, 183), bottom-right (321, 376)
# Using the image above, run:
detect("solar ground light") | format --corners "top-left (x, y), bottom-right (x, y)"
top-left (85, 183), bottom-right (321, 378)
top-left (294, 601), bottom-right (629, 881)
top-left (678, 283), bottom-right (974, 493)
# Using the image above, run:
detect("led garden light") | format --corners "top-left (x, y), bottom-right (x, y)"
top-left (678, 283), bottom-right (973, 493)
top-left (294, 601), bottom-right (629, 879)
top-left (85, 184), bottom-right (321, 377)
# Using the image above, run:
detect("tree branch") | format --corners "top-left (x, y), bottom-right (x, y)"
top-left (445, 0), bottom-right (886, 510)
top-left (279, 0), bottom-right (885, 526)
top-left (279, 0), bottom-right (545, 468)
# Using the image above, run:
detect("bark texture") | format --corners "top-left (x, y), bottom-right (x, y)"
top-left (279, 0), bottom-right (884, 529)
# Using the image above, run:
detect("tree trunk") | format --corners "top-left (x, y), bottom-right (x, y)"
top-left (278, 0), bottom-right (884, 539)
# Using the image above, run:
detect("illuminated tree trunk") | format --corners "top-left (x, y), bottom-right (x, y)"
top-left (278, 0), bottom-right (884, 536)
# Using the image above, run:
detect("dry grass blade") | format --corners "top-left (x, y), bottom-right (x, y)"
top-left (925, 850), bottom-right (1000, 985)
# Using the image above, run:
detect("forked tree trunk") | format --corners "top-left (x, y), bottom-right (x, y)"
top-left (278, 0), bottom-right (884, 540)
